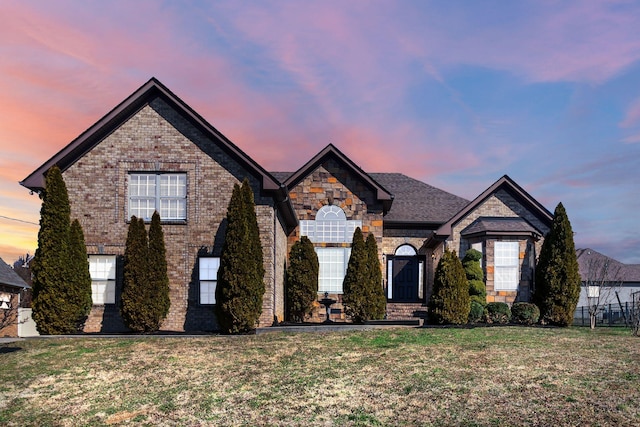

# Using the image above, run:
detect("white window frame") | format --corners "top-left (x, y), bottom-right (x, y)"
top-left (300, 205), bottom-right (361, 243)
top-left (316, 247), bottom-right (351, 294)
top-left (0, 292), bottom-right (12, 310)
top-left (494, 241), bottom-right (519, 291)
top-left (89, 255), bottom-right (116, 305)
top-left (128, 173), bottom-right (186, 221)
top-left (199, 257), bottom-right (220, 305)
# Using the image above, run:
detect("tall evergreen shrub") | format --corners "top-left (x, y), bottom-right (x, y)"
top-left (365, 233), bottom-right (386, 320)
top-left (428, 249), bottom-right (470, 324)
top-left (32, 166), bottom-right (90, 334)
top-left (216, 179), bottom-right (265, 333)
top-left (147, 211), bottom-right (171, 328)
top-left (121, 217), bottom-right (150, 332)
top-left (342, 228), bottom-right (368, 323)
top-left (286, 236), bottom-right (319, 322)
top-left (533, 202), bottom-right (581, 326)
top-left (67, 219), bottom-right (93, 330)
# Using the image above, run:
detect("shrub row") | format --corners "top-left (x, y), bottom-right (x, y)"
top-left (466, 302), bottom-right (540, 325)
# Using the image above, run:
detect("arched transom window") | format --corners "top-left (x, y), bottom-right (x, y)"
top-left (300, 205), bottom-right (362, 243)
top-left (395, 244), bottom-right (417, 256)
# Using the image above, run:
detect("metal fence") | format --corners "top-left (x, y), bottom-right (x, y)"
top-left (573, 302), bottom-right (635, 327)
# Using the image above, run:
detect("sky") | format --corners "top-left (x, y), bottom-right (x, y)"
top-left (1, 0), bottom-right (639, 265)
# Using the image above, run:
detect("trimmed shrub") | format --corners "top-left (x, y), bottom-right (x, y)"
top-left (428, 249), bottom-right (470, 324)
top-left (533, 202), bottom-right (581, 326)
top-left (216, 179), bottom-right (265, 334)
top-left (121, 217), bottom-right (150, 332)
top-left (463, 249), bottom-right (486, 307)
top-left (147, 211), bottom-right (171, 329)
top-left (484, 302), bottom-right (511, 324)
top-left (511, 302), bottom-right (540, 325)
top-left (364, 233), bottom-right (386, 321)
top-left (342, 228), bottom-right (369, 323)
top-left (67, 219), bottom-right (93, 331)
top-left (286, 236), bottom-right (319, 322)
top-left (468, 301), bottom-right (484, 323)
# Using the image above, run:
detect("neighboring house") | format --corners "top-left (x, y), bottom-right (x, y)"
top-left (576, 248), bottom-right (640, 307)
top-left (0, 257), bottom-right (30, 337)
top-left (21, 78), bottom-right (554, 332)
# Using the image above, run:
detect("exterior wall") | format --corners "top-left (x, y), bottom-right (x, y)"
top-left (444, 189), bottom-right (550, 306)
top-left (64, 98), bottom-right (277, 332)
top-left (287, 159), bottom-right (385, 322)
top-left (273, 213), bottom-right (288, 323)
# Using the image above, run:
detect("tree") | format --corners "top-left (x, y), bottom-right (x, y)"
top-left (579, 251), bottom-right (622, 329)
top-left (534, 203), bottom-right (581, 326)
top-left (364, 233), bottom-right (386, 320)
top-left (342, 228), bottom-right (368, 323)
top-left (428, 249), bottom-right (470, 324)
top-left (216, 179), bottom-right (265, 333)
top-left (31, 166), bottom-right (89, 334)
top-left (463, 248), bottom-right (486, 306)
top-left (342, 229), bottom-right (385, 323)
top-left (66, 219), bottom-right (93, 331)
top-left (147, 211), bottom-right (171, 329)
top-left (121, 216), bottom-right (150, 332)
top-left (286, 236), bottom-right (319, 322)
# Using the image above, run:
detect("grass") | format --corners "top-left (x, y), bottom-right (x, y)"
top-left (0, 327), bottom-right (639, 426)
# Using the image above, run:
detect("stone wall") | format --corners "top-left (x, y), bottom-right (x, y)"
top-left (65, 98), bottom-right (279, 332)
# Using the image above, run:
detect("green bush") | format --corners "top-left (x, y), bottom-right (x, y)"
top-left (286, 236), bottom-right (319, 322)
top-left (511, 302), bottom-right (540, 325)
top-left (32, 166), bottom-right (91, 334)
top-left (468, 301), bottom-right (484, 323)
top-left (428, 249), bottom-right (470, 325)
top-left (484, 302), bottom-right (511, 324)
top-left (533, 202), bottom-right (581, 326)
top-left (216, 179), bottom-right (265, 334)
top-left (364, 233), bottom-right (386, 321)
top-left (464, 249), bottom-right (486, 306)
top-left (121, 216), bottom-right (150, 332)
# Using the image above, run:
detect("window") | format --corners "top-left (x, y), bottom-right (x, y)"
top-left (89, 255), bottom-right (116, 305)
top-left (129, 173), bottom-right (186, 221)
top-left (316, 248), bottom-right (351, 294)
top-left (300, 205), bottom-right (361, 243)
top-left (395, 244), bottom-right (417, 256)
top-left (0, 292), bottom-right (11, 310)
top-left (199, 257), bottom-right (220, 305)
top-left (494, 241), bottom-right (519, 291)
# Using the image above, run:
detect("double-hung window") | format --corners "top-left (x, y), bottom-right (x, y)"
top-left (494, 241), bottom-right (519, 291)
top-left (129, 173), bottom-right (186, 221)
top-left (199, 257), bottom-right (220, 305)
top-left (89, 255), bottom-right (116, 305)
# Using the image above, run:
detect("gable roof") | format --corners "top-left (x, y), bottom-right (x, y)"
top-left (19, 78), bottom-right (297, 230)
top-left (0, 257), bottom-right (29, 289)
top-left (282, 144), bottom-right (394, 213)
top-left (434, 175), bottom-right (553, 239)
top-left (576, 248), bottom-right (640, 283)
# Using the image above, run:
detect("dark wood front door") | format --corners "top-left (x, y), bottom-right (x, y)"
top-left (392, 256), bottom-right (419, 302)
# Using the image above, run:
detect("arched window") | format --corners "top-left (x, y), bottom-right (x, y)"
top-left (395, 244), bottom-right (417, 256)
top-left (299, 205), bottom-right (362, 293)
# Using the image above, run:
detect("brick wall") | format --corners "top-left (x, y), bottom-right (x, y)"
top-left (65, 98), bottom-right (279, 332)
top-left (0, 290), bottom-right (20, 337)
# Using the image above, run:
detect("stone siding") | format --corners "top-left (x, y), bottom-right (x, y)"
top-left (65, 98), bottom-right (279, 332)
top-left (287, 159), bottom-right (385, 322)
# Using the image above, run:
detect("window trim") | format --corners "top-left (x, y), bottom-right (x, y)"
top-left (89, 255), bottom-right (117, 305)
top-left (199, 257), bottom-right (220, 305)
top-left (128, 172), bottom-right (187, 222)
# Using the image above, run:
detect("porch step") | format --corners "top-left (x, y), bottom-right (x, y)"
top-left (386, 303), bottom-right (428, 323)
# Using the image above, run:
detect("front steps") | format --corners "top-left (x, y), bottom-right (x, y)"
top-left (386, 302), bottom-right (428, 324)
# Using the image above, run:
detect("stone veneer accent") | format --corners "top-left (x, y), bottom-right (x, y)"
top-left (445, 189), bottom-right (550, 306)
top-left (287, 159), bottom-right (385, 322)
top-left (64, 98), bottom-right (281, 332)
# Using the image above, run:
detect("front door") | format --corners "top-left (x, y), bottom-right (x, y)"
top-left (392, 256), bottom-right (419, 302)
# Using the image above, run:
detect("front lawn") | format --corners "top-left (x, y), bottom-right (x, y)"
top-left (1, 327), bottom-right (638, 426)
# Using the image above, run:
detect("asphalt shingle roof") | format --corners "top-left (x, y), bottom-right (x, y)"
top-left (271, 171), bottom-right (469, 224)
top-left (0, 257), bottom-right (29, 289)
top-left (461, 217), bottom-right (540, 236)
top-left (576, 248), bottom-right (640, 283)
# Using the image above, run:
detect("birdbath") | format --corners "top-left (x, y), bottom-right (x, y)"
top-left (319, 292), bottom-right (337, 323)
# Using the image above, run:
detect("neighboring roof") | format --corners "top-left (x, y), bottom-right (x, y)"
top-left (0, 257), bottom-right (29, 289)
top-left (19, 78), bottom-right (297, 231)
top-left (369, 173), bottom-right (469, 224)
top-left (576, 248), bottom-right (640, 283)
top-left (282, 144), bottom-right (394, 213)
top-left (461, 217), bottom-right (542, 238)
top-left (434, 175), bottom-right (553, 239)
